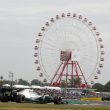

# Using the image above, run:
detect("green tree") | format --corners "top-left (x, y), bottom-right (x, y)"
top-left (69, 76), bottom-right (82, 88)
top-left (60, 80), bottom-right (67, 88)
top-left (0, 76), bottom-right (3, 80)
top-left (0, 80), bottom-right (15, 87)
top-left (92, 83), bottom-right (104, 92)
top-left (104, 81), bottom-right (110, 92)
top-left (17, 79), bottom-right (30, 86)
top-left (31, 79), bottom-right (42, 86)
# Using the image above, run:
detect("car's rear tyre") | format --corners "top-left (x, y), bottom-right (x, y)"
top-left (15, 95), bottom-right (25, 103)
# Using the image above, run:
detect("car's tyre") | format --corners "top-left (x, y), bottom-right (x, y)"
top-left (15, 95), bottom-right (25, 103)
top-left (1, 96), bottom-right (9, 102)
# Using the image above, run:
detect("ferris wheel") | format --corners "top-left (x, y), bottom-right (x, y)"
top-left (34, 13), bottom-right (104, 87)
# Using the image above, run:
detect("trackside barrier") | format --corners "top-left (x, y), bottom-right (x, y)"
top-left (80, 97), bottom-right (102, 101)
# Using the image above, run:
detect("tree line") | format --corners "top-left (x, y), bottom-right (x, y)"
top-left (0, 76), bottom-right (110, 92)
top-left (0, 78), bottom-right (48, 87)
top-left (92, 81), bottom-right (110, 92)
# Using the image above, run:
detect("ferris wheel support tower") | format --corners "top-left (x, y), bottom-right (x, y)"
top-left (50, 50), bottom-right (88, 87)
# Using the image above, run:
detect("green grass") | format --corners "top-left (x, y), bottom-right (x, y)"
top-left (0, 102), bottom-right (110, 110)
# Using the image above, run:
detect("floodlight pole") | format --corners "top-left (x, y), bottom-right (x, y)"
top-left (9, 72), bottom-right (14, 87)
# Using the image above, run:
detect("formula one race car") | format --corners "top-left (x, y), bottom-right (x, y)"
top-left (0, 87), bottom-right (53, 104)
top-left (14, 89), bottom-right (53, 103)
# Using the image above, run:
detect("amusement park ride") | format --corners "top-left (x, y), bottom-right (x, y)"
top-left (34, 13), bottom-right (104, 88)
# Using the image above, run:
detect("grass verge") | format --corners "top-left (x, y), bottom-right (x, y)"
top-left (0, 102), bottom-right (110, 110)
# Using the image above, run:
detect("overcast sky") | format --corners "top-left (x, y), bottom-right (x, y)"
top-left (0, 0), bottom-right (110, 84)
